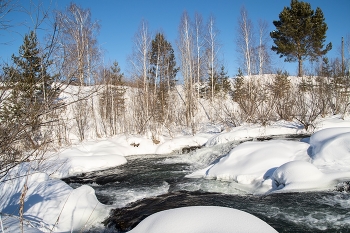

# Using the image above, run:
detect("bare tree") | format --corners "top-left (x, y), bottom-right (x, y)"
top-left (236, 6), bottom-right (254, 76)
top-left (193, 13), bottom-right (205, 100)
top-left (56, 3), bottom-right (100, 85)
top-left (177, 11), bottom-right (196, 133)
top-left (204, 15), bottom-right (220, 103)
top-left (256, 19), bottom-right (271, 75)
top-left (128, 19), bottom-right (152, 134)
top-left (55, 3), bottom-right (101, 140)
top-left (293, 84), bottom-right (324, 131)
top-left (0, 0), bottom-right (17, 33)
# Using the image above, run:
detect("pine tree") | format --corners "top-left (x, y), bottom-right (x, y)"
top-left (270, 0), bottom-right (332, 76)
top-left (0, 31), bottom-right (59, 178)
top-left (148, 32), bottom-right (178, 123)
top-left (219, 66), bottom-right (231, 95)
top-left (99, 61), bottom-right (126, 135)
top-left (1, 31), bottom-right (58, 126)
top-left (206, 65), bottom-right (231, 98)
top-left (270, 70), bottom-right (290, 99)
top-left (233, 68), bottom-right (245, 102)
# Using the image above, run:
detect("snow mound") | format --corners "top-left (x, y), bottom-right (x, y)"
top-left (309, 127), bottom-right (350, 169)
top-left (0, 164), bottom-right (111, 232)
top-left (271, 160), bottom-right (325, 191)
top-left (187, 140), bottom-right (309, 185)
top-left (128, 206), bottom-right (277, 233)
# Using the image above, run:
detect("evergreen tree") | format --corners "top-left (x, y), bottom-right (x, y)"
top-left (0, 31), bottom-right (59, 178)
top-left (206, 65), bottom-right (231, 98)
top-left (270, 70), bottom-right (290, 99)
top-left (1, 31), bottom-right (58, 126)
top-left (99, 61), bottom-right (126, 135)
top-left (219, 65), bottom-right (231, 95)
top-left (148, 32), bottom-right (178, 123)
top-left (233, 68), bottom-right (245, 102)
top-left (206, 65), bottom-right (219, 98)
top-left (270, 0), bottom-right (332, 76)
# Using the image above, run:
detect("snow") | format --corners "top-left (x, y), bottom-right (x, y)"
top-left (188, 122), bottom-right (350, 194)
top-left (308, 127), bottom-right (350, 170)
top-left (0, 164), bottom-right (111, 232)
top-left (155, 133), bottom-right (212, 154)
top-left (46, 139), bottom-right (128, 178)
top-left (1, 115), bottom-right (350, 232)
top-left (187, 140), bottom-right (310, 186)
top-left (43, 133), bottom-right (214, 179)
top-left (205, 121), bottom-right (305, 146)
top-left (127, 206), bottom-right (278, 233)
top-left (271, 160), bottom-right (328, 191)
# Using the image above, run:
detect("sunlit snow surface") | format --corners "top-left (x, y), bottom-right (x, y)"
top-left (188, 126), bottom-right (350, 193)
top-left (1, 116), bottom-right (350, 232)
top-left (0, 164), bottom-right (111, 232)
top-left (127, 206), bottom-right (278, 233)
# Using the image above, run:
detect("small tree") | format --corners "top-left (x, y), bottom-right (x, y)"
top-left (219, 65), bottom-right (231, 96)
top-left (99, 61), bottom-right (126, 136)
top-left (270, 0), bottom-right (332, 77)
top-left (0, 31), bottom-right (59, 179)
top-left (270, 70), bottom-right (293, 120)
top-left (148, 32), bottom-right (178, 128)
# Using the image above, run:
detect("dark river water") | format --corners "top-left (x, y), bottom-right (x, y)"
top-left (62, 136), bottom-right (350, 233)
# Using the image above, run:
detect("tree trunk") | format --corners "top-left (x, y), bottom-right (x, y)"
top-left (298, 57), bottom-right (303, 77)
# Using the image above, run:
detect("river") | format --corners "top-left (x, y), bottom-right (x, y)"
top-left (62, 137), bottom-right (350, 233)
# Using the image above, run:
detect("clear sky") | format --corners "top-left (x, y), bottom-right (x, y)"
top-left (1, 0), bottom-right (349, 77)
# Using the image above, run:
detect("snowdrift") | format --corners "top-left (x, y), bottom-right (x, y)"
top-left (0, 164), bottom-right (111, 232)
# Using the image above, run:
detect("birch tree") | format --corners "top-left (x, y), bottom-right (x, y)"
top-left (128, 19), bottom-right (152, 134)
top-left (205, 15), bottom-right (220, 102)
top-left (56, 3), bottom-right (100, 140)
top-left (193, 13), bottom-right (205, 99)
top-left (56, 3), bottom-right (100, 85)
top-left (178, 11), bottom-right (196, 132)
top-left (257, 19), bottom-right (271, 75)
top-left (237, 6), bottom-right (254, 76)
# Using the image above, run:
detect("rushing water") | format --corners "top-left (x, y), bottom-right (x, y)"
top-left (62, 136), bottom-right (350, 233)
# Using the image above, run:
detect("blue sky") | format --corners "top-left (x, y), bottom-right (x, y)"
top-left (1, 0), bottom-right (349, 77)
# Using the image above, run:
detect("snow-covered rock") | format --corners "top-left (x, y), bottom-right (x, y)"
top-left (187, 140), bottom-right (309, 185)
top-left (271, 160), bottom-right (325, 191)
top-left (270, 160), bottom-right (350, 192)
